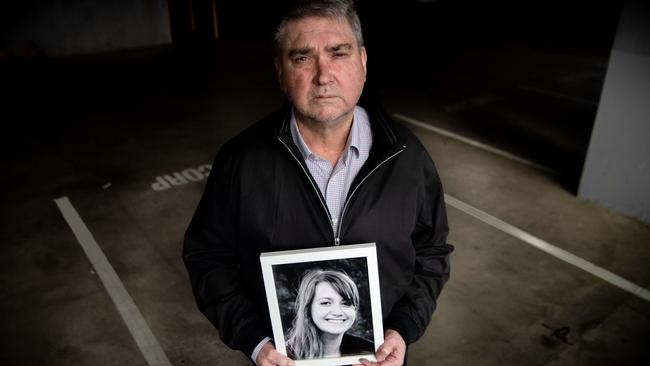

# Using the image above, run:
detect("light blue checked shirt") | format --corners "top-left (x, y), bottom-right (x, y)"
top-left (290, 106), bottom-right (373, 237)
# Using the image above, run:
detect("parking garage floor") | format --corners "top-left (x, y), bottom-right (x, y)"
top-left (2, 40), bottom-right (649, 365)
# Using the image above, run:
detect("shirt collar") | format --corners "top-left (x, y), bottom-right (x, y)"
top-left (290, 107), bottom-right (363, 161)
top-left (289, 110), bottom-right (315, 160)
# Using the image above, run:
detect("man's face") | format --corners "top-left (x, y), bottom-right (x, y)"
top-left (310, 281), bottom-right (356, 335)
top-left (275, 16), bottom-right (367, 126)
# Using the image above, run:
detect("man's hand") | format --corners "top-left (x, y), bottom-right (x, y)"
top-left (256, 341), bottom-right (295, 366)
top-left (356, 329), bottom-right (406, 366)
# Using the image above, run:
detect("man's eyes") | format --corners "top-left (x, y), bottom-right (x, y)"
top-left (293, 56), bottom-right (309, 64)
top-left (291, 52), bottom-right (349, 64)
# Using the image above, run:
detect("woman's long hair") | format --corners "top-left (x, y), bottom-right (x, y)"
top-left (286, 269), bottom-right (360, 359)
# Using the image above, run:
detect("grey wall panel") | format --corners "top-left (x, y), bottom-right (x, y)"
top-left (1, 0), bottom-right (171, 57)
top-left (579, 0), bottom-right (650, 223)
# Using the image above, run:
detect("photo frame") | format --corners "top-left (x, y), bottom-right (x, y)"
top-left (260, 243), bottom-right (383, 366)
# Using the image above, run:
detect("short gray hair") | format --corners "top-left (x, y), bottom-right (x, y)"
top-left (273, 0), bottom-right (364, 56)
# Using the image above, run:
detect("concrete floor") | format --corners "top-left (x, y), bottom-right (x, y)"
top-left (2, 39), bottom-right (649, 365)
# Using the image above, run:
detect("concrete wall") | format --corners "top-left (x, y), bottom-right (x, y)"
top-left (579, 0), bottom-right (650, 224)
top-left (1, 0), bottom-right (171, 57)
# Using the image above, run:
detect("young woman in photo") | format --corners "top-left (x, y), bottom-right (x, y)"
top-left (286, 269), bottom-right (374, 359)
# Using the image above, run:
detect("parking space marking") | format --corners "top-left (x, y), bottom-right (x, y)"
top-left (393, 113), bottom-right (561, 177)
top-left (445, 194), bottom-right (650, 302)
top-left (54, 197), bottom-right (172, 366)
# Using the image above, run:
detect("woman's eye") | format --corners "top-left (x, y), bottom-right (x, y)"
top-left (319, 300), bottom-right (331, 306)
top-left (341, 300), bottom-right (352, 307)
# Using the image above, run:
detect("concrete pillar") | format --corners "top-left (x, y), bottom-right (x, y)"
top-left (579, 0), bottom-right (650, 223)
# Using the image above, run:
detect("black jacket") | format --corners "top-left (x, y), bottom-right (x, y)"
top-left (183, 97), bottom-right (453, 358)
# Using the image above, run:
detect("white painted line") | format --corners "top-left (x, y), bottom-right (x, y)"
top-left (518, 85), bottom-right (598, 106)
top-left (393, 113), bottom-right (562, 177)
top-left (444, 194), bottom-right (650, 302)
top-left (151, 163), bottom-right (212, 192)
top-left (54, 197), bottom-right (172, 366)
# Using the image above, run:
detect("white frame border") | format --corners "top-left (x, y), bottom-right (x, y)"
top-left (260, 243), bottom-right (383, 366)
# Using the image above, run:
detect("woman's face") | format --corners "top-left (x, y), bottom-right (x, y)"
top-left (310, 281), bottom-right (356, 335)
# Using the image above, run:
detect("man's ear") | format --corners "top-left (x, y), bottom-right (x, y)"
top-left (360, 46), bottom-right (367, 80)
top-left (274, 57), bottom-right (283, 84)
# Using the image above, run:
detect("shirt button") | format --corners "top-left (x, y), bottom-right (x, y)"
top-left (332, 217), bottom-right (338, 224)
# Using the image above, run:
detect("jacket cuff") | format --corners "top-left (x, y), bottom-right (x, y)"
top-left (234, 322), bottom-right (273, 358)
top-left (384, 312), bottom-right (419, 345)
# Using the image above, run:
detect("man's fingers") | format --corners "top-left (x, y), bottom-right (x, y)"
top-left (258, 346), bottom-right (294, 366)
top-left (374, 329), bottom-right (406, 365)
top-left (267, 351), bottom-right (294, 366)
top-left (375, 343), bottom-right (394, 362)
top-left (262, 358), bottom-right (293, 366)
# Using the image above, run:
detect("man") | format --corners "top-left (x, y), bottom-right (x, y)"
top-left (183, 1), bottom-right (453, 365)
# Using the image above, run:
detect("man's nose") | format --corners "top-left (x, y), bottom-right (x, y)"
top-left (314, 56), bottom-right (334, 85)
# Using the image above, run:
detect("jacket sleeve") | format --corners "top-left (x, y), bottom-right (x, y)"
top-left (182, 146), bottom-right (271, 357)
top-left (383, 150), bottom-right (453, 344)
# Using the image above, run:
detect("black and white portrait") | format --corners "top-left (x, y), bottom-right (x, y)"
top-left (260, 243), bottom-right (383, 366)
top-left (274, 259), bottom-right (373, 359)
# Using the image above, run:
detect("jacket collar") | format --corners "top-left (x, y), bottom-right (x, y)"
top-left (274, 91), bottom-right (407, 205)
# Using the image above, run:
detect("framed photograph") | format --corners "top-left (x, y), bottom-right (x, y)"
top-left (260, 243), bottom-right (383, 366)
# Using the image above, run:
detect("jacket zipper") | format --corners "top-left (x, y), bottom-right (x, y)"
top-left (278, 137), bottom-right (337, 243)
top-left (279, 136), bottom-right (405, 246)
top-left (335, 147), bottom-right (405, 245)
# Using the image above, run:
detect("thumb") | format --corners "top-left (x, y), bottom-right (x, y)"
top-left (375, 343), bottom-right (392, 362)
